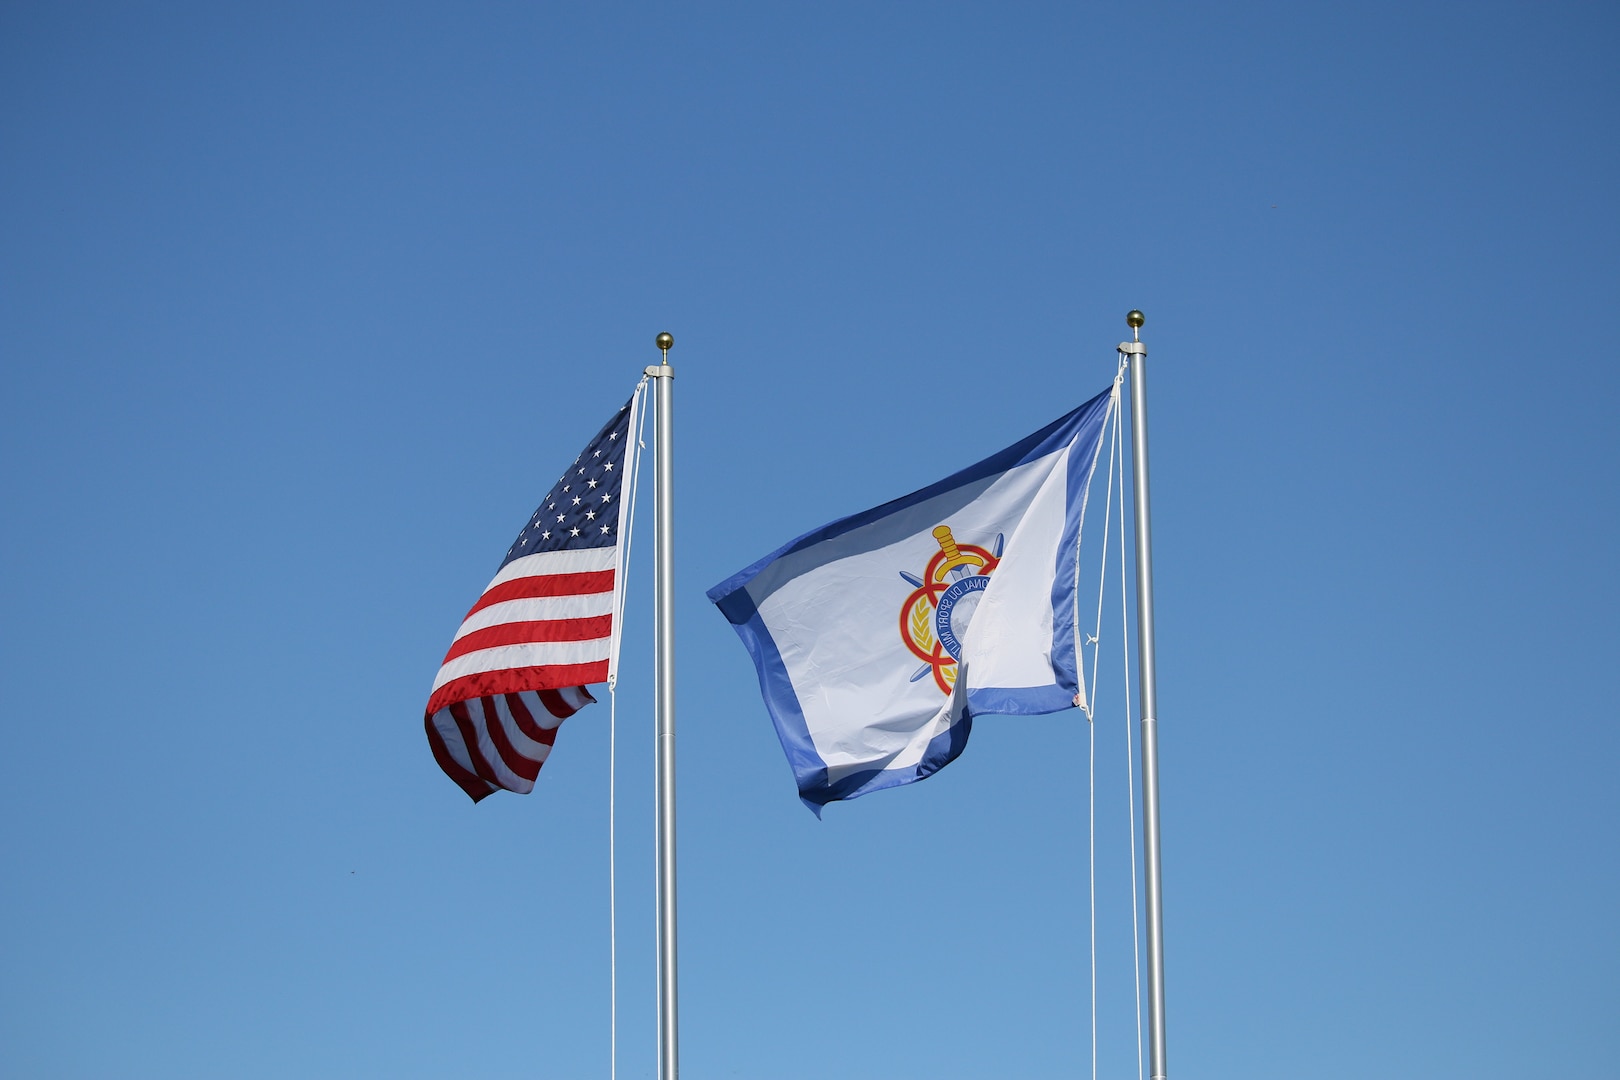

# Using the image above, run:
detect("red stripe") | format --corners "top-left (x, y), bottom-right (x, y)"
top-left (484, 696), bottom-right (543, 782)
top-left (426, 662), bottom-right (609, 716)
top-left (448, 701), bottom-right (501, 785)
top-left (425, 715), bottom-right (496, 803)
top-left (536, 687), bottom-right (587, 721)
top-left (506, 693), bottom-right (561, 747)
top-left (466, 570), bottom-right (615, 618)
top-left (560, 685), bottom-right (598, 713)
top-left (442, 615), bottom-right (612, 664)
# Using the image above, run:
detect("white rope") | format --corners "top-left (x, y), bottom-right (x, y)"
top-left (1074, 363), bottom-right (1143, 1080)
top-left (607, 379), bottom-right (648, 687)
top-left (607, 681), bottom-right (619, 1080)
top-left (1089, 670), bottom-right (1097, 1080)
top-left (1064, 371), bottom-right (1124, 1079)
top-left (1084, 373), bottom-right (1124, 716)
top-left (605, 379), bottom-right (650, 1080)
top-left (1117, 381), bottom-right (1145, 1080)
top-left (1087, 377), bottom-right (1124, 1080)
top-left (1071, 382), bottom-right (1117, 722)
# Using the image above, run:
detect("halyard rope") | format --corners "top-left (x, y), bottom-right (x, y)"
top-left (1086, 368), bottom-right (1124, 1080)
top-left (606, 377), bottom-right (650, 1080)
top-left (1080, 358), bottom-right (1147, 1080)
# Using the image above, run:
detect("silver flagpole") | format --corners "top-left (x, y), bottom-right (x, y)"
top-left (647, 332), bottom-right (680, 1080)
top-left (1120, 310), bottom-right (1168, 1080)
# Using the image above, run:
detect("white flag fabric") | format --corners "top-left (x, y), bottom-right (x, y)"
top-left (708, 387), bottom-right (1114, 812)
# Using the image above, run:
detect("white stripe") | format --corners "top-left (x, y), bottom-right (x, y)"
top-left (452, 592), bottom-right (615, 639)
top-left (431, 638), bottom-right (611, 692)
top-left (488, 695), bottom-right (558, 762)
top-left (510, 687), bottom-right (595, 719)
top-left (511, 690), bottom-right (565, 729)
top-left (429, 709), bottom-right (493, 787)
top-left (464, 697), bottom-right (536, 793)
top-left (483, 547), bottom-right (616, 591)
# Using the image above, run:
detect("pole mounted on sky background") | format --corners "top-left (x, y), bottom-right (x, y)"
top-left (703, 312), bottom-right (1165, 1072)
top-left (1122, 309), bottom-right (1169, 1080)
top-left (647, 331), bottom-right (680, 1080)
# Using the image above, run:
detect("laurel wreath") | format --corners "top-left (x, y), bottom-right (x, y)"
top-left (909, 598), bottom-right (935, 652)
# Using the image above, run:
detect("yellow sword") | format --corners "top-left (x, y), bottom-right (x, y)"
top-left (932, 525), bottom-right (985, 582)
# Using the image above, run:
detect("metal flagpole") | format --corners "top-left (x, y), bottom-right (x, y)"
top-left (647, 332), bottom-right (680, 1080)
top-left (1120, 310), bottom-right (1168, 1080)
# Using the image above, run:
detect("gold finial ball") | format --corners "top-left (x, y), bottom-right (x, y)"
top-left (655, 332), bottom-right (674, 352)
top-left (1126, 310), bottom-right (1146, 330)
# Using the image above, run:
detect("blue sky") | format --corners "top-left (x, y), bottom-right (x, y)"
top-left (2, 3), bottom-right (1616, 1077)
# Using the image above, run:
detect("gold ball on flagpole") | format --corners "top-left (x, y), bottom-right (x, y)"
top-left (1126, 310), bottom-right (1145, 330)
top-left (655, 332), bottom-right (674, 352)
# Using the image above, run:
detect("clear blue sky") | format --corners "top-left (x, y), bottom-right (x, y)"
top-left (3, 3), bottom-right (1616, 1078)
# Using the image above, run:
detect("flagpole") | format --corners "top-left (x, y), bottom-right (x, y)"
top-left (1121, 310), bottom-right (1168, 1080)
top-left (648, 332), bottom-right (680, 1080)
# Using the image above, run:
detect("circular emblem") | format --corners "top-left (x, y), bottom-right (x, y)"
top-left (898, 525), bottom-right (1003, 695)
top-left (934, 574), bottom-right (990, 661)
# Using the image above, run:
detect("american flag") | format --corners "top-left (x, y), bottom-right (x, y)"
top-left (425, 392), bottom-right (640, 801)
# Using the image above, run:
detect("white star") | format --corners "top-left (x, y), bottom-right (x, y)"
top-left (557, 514), bottom-right (566, 523)
top-left (587, 479), bottom-right (598, 489)
top-left (600, 524), bottom-right (610, 534)
top-left (585, 510), bottom-right (596, 520)
top-left (572, 496), bottom-right (581, 505)
top-left (541, 530), bottom-right (550, 540)
top-left (563, 484), bottom-right (570, 492)
top-left (603, 462), bottom-right (614, 471)
top-left (548, 502), bottom-right (555, 510)
top-left (601, 493), bottom-right (612, 503)
top-left (609, 431), bottom-right (619, 440)
top-left (577, 467), bottom-right (586, 476)
top-left (594, 450), bottom-right (602, 458)
top-left (570, 527), bottom-right (580, 537)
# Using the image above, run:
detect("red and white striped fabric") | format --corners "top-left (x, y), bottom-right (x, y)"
top-left (424, 394), bottom-right (637, 802)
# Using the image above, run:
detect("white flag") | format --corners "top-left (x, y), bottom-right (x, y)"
top-left (709, 387), bottom-right (1115, 812)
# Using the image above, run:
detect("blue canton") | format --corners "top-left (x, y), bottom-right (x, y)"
top-left (500, 396), bottom-right (633, 568)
